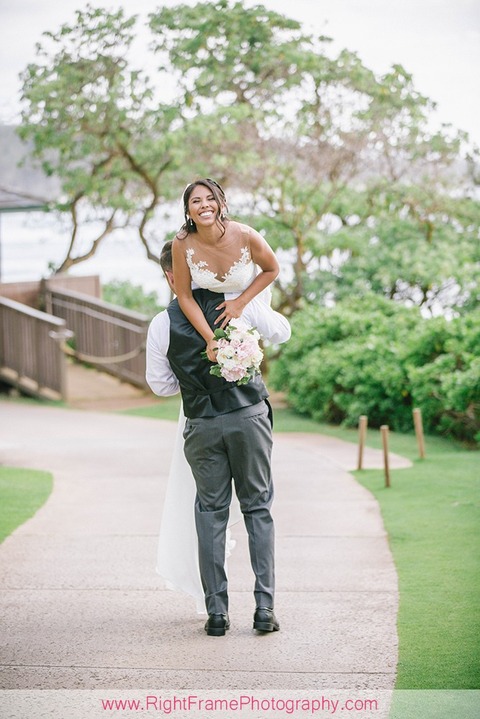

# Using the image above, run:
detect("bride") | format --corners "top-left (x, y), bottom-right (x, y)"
top-left (152, 178), bottom-right (288, 612)
top-left (171, 178), bottom-right (280, 362)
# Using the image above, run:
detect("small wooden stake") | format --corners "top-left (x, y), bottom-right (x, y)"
top-left (357, 415), bottom-right (368, 470)
top-left (413, 408), bottom-right (426, 459)
top-left (381, 425), bottom-right (391, 488)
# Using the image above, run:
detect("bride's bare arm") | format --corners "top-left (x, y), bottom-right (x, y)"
top-left (172, 238), bottom-right (219, 361)
top-left (215, 229), bottom-right (279, 328)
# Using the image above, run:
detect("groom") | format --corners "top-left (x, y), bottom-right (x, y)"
top-left (146, 241), bottom-right (290, 636)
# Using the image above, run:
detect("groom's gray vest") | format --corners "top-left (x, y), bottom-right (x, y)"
top-left (167, 288), bottom-right (268, 419)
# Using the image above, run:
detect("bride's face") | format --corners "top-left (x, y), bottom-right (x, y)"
top-left (188, 185), bottom-right (223, 228)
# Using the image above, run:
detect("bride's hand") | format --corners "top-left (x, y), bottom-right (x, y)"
top-left (206, 337), bottom-right (219, 363)
top-left (215, 298), bottom-right (246, 328)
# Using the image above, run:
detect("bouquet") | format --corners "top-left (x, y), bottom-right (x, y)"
top-left (202, 319), bottom-right (264, 386)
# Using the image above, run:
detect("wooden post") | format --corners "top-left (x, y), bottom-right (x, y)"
top-left (380, 425), bottom-right (391, 488)
top-left (413, 408), bottom-right (426, 459)
top-left (357, 415), bottom-right (368, 470)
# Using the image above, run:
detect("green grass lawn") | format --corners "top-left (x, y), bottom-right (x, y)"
top-left (125, 394), bottom-right (183, 422)
top-left (122, 399), bottom-right (480, 689)
top-left (0, 466), bottom-right (53, 543)
top-left (358, 447), bottom-right (479, 689)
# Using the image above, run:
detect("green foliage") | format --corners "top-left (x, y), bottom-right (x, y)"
top-left (17, 0), bottom-right (479, 317)
top-left (19, 6), bottom-right (143, 209)
top-left (409, 357), bottom-right (478, 442)
top-left (271, 297), bottom-right (480, 442)
top-left (18, 5), bottom-right (184, 272)
top-left (102, 280), bottom-right (164, 318)
top-left (149, 0), bottom-right (309, 106)
top-left (327, 183), bottom-right (480, 314)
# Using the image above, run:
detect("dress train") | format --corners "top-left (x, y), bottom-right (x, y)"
top-left (156, 404), bottom-right (242, 613)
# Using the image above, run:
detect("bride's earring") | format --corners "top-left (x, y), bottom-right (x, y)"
top-left (187, 216), bottom-right (195, 229)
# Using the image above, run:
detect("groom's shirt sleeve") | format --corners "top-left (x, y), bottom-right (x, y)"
top-left (236, 295), bottom-right (291, 345)
top-left (146, 310), bottom-right (180, 396)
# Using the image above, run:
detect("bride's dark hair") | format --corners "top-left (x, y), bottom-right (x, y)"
top-left (177, 178), bottom-right (229, 239)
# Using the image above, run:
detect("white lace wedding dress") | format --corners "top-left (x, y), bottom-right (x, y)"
top-left (156, 235), bottom-right (269, 613)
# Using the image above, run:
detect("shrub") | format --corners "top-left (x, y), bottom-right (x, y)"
top-left (102, 280), bottom-right (164, 317)
top-left (270, 298), bottom-right (479, 443)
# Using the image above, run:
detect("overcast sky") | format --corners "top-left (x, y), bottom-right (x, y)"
top-left (0, 0), bottom-right (479, 145)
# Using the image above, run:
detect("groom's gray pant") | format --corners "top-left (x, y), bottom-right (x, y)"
top-left (183, 401), bottom-right (274, 615)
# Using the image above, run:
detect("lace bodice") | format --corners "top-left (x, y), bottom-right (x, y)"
top-left (186, 245), bottom-right (256, 293)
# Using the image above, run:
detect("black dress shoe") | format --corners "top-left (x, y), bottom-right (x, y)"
top-left (253, 607), bottom-right (280, 632)
top-left (204, 613), bottom-right (230, 636)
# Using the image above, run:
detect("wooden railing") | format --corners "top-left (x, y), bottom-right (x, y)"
top-left (0, 274), bottom-right (101, 309)
top-left (0, 296), bottom-right (69, 400)
top-left (43, 287), bottom-right (149, 388)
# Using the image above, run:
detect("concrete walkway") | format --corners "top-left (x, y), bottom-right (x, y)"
top-left (0, 400), bottom-right (406, 717)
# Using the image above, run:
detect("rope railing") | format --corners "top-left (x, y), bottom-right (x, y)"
top-left (44, 287), bottom-right (149, 387)
top-left (49, 329), bottom-right (146, 365)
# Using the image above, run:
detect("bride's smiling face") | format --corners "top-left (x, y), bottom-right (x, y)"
top-left (188, 185), bottom-right (223, 228)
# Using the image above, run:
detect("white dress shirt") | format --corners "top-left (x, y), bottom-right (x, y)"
top-left (146, 292), bottom-right (291, 397)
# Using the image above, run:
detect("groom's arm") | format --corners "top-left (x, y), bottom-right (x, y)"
top-left (231, 294), bottom-right (291, 346)
top-left (145, 310), bottom-right (180, 396)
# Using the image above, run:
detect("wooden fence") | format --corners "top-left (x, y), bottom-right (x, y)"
top-left (43, 286), bottom-right (149, 388)
top-left (0, 296), bottom-right (69, 400)
top-left (0, 274), bottom-right (101, 309)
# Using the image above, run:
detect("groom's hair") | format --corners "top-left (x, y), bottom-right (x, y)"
top-left (160, 241), bottom-right (173, 273)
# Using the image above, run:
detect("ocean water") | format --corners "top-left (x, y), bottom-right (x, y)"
top-left (0, 211), bottom-right (172, 304)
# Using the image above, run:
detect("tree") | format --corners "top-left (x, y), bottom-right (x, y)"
top-left (149, 2), bottom-right (475, 314)
top-left (18, 5), bottom-right (182, 272)
top-left (17, 0), bottom-right (478, 318)
top-left (147, 0), bottom-right (315, 194)
top-left (237, 65), bottom-right (474, 315)
top-left (148, 4), bottom-right (375, 312)
top-left (329, 182), bottom-right (480, 314)
top-left (148, 0), bottom-right (310, 110)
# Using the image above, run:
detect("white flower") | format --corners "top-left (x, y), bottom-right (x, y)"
top-left (202, 321), bottom-right (264, 386)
